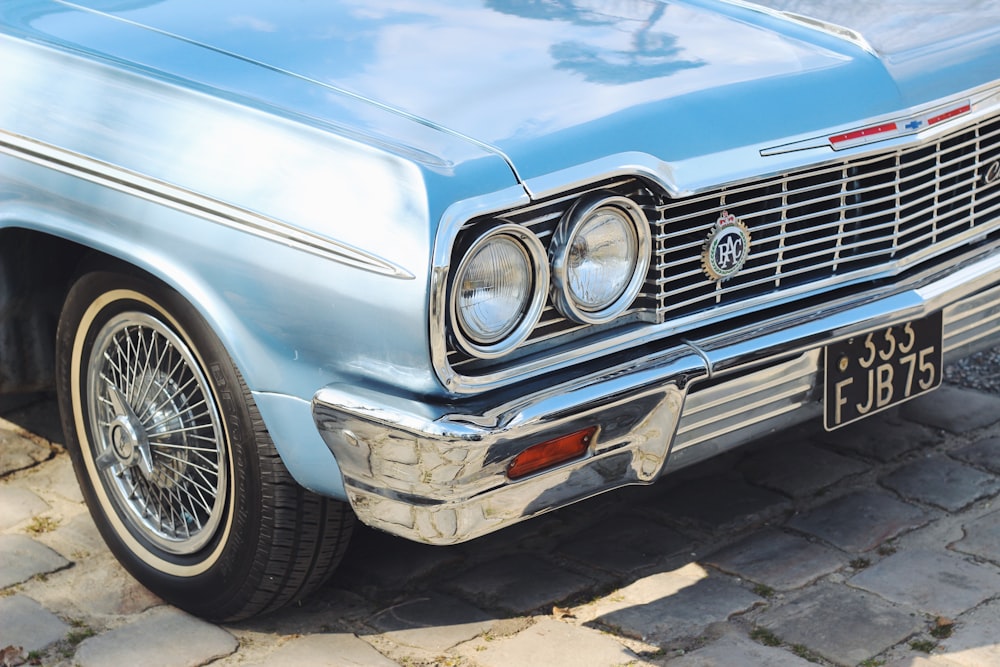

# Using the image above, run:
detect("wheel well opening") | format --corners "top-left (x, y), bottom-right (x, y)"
top-left (0, 228), bottom-right (116, 394)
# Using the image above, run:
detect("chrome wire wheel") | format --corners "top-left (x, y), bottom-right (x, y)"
top-left (58, 271), bottom-right (354, 620)
top-left (86, 311), bottom-right (227, 555)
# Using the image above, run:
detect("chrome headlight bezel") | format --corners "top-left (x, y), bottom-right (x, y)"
top-left (449, 223), bottom-right (549, 359)
top-left (549, 195), bottom-right (651, 325)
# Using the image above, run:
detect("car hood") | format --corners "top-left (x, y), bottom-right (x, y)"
top-left (34, 0), bottom-right (1000, 185)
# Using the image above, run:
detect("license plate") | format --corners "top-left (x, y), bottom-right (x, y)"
top-left (823, 311), bottom-right (943, 431)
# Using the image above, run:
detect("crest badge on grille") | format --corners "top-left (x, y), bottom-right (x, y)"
top-left (702, 210), bottom-right (751, 282)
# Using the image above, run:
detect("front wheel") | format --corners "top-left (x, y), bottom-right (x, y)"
top-left (56, 270), bottom-right (353, 621)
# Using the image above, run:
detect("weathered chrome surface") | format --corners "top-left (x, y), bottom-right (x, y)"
top-left (314, 348), bottom-right (702, 544)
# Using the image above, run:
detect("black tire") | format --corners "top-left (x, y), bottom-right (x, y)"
top-left (55, 270), bottom-right (354, 621)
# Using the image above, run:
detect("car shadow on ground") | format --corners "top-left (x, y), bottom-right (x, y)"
top-left (5, 390), bottom-right (1000, 666)
top-left (228, 394), bottom-right (1000, 666)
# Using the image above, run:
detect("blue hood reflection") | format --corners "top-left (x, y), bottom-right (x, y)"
top-left (31, 0), bottom-right (1000, 181)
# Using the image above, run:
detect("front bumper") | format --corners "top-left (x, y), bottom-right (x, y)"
top-left (313, 250), bottom-right (1000, 545)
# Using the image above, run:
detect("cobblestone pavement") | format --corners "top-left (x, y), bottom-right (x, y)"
top-left (2, 380), bottom-right (1000, 667)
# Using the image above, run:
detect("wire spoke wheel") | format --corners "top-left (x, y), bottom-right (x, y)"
top-left (57, 270), bottom-right (354, 621)
top-left (87, 312), bottom-right (227, 554)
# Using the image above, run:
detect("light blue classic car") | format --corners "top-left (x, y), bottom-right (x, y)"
top-left (2, 0), bottom-right (999, 620)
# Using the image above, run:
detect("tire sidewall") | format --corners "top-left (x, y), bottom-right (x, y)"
top-left (56, 271), bottom-right (262, 609)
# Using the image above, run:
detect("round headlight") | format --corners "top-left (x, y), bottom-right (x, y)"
top-left (550, 195), bottom-right (650, 324)
top-left (451, 225), bottom-right (548, 358)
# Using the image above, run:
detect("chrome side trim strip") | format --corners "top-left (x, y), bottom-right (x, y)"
top-left (0, 129), bottom-right (415, 280)
top-left (55, 0), bottom-right (531, 197)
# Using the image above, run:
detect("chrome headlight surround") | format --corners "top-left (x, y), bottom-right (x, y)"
top-left (549, 195), bottom-right (651, 324)
top-left (449, 224), bottom-right (549, 359)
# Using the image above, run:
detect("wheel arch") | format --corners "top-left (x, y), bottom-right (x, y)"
top-left (0, 226), bottom-right (89, 394)
top-left (0, 218), bottom-right (349, 500)
top-left (54, 268), bottom-right (354, 620)
top-left (0, 223), bottom-right (230, 391)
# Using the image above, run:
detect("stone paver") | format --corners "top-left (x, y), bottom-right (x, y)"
top-left (457, 617), bottom-right (643, 667)
top-left (0, 399), bottom-right (64, 446)
top-left (669, 631), bottom-right (816, 667)
top-left (0, 485), bottom-right (48, 530)
top-left (244, 634), bottom-right (399, 667)
top-left (885, 657), bottom-right (963, 667)
top-left (28, 554), bottom-right (162, 617)
top-left (0, 428), bottom-right (51, 475)
top-left (584, 563), bottom-right (761, 644)
top-left (73, 606), bottom-right (238, 667)
top-left (655, 472), bottom-right (789, 532)
top-left (366, 593), bottom-right (494, 653)
top-left (738, 441), bottom-right (867, 497)
top-left (448, 554), bottom-right (595, 614)
top-left (786, 488), bottom-right (930, 552)
top-left (951, 436), bottom-right (1000, 474)
top-left (556, 513), bottom-right (690, 574)
top-left (756, 582), bottom-right (925, 666)
top-left (880, 455), bottom-right (1000, 511)
top-left (933, 598), bottom-right (1000, 666)
top-left (706, 528), bottom-right (846, 590)
top-left (0, 534), bottom-right (69, 588)
top-left (338, 527), bottom-right (462, 592)
top-left (901, 385), bottom-right (1000, 432)
top-left (951, 509), bottom-right (1000, 564)
top-left (0, 594), bottom-right (69, 653)
top-left (815, 412), bottom-right (941, 461)
top-left (849, 549), bottom-right (1000, 618)
top-left (23, 452), bottom-right (83, 504)
top-left (42, 512), bottom-right (107, 561)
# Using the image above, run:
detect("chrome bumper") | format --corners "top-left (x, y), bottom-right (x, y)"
top-left (313, 251), bottom-right (1000, 545)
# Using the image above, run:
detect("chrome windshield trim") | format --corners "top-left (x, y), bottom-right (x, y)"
top-left (0, 129), bottom-right (415, 280)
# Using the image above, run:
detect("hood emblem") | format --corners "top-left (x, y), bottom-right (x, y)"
top-left (762, 99), bottom-right (973, 156)
top-left (702, 211), bottom-right (751, 282)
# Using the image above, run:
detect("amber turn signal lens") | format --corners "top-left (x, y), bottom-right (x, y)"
top-left (506, 427), bottom-right (597, 480)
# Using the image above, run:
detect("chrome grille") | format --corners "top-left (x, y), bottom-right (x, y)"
top-left (447, 114), bottom-right (1000, 375)
top-left (654, 115), bottom-right (1000, 321)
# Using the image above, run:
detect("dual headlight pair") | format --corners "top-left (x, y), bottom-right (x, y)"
top-left (450, 195), bottom-right (651, 359)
